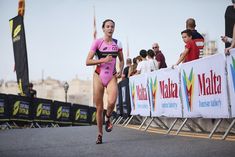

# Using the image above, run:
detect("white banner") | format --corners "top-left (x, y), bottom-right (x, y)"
top-left (226, 48), bottom-right (235, 117)
top-left (181, 53), bottom-right (230, 118)
top-left (148, 68), bottom-right (182, 117)
top-left (129, 74), bottom-right (150, 117)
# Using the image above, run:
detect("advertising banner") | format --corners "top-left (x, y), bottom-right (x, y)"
top-left (53, 101), bottom-right (72, 125)
top-left (9, 15), bottom-right (29, 95)
top-left (71, 104), bottom-right (90, 125)
top-left (181, 54), bottom-right (230, 118)
top-left (32, 98), bottom-right (53, 123)
top-left (149, 68), bottom-right (182, 117)
top-left (0, 94), bottom-right (10, 121)
top-left (116, 83), bottom-right (123, 116)
top-left (226, 48), bottom-right (235, 117)
top-left (118, 79), bottom-right (131, 118)
top-left (8, 94), bottom-right (32, 122)
top-left (129, 73), bottom-right (150, 117)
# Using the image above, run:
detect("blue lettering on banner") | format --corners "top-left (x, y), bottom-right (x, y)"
top-left (199, 99), bottom-right (221, 108)
top-left (137, 104), bottom-right (148, 109)
top-left (161, 103), bottom-right (177, 108)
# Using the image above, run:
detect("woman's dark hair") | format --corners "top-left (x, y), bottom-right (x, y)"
top-left (102, 19), bottom-right (115, 28)
top-left (147, 49), bottom-right (155, 58)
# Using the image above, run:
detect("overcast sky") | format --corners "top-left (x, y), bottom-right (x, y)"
top-left (0, 0), bottom-right (232, 81)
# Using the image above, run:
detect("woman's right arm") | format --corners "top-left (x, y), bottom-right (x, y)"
top-left (86, 51), bottom-right (112, 66)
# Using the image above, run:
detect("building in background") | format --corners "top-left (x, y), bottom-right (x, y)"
top-left (0, 77), bottom-right (94, 107)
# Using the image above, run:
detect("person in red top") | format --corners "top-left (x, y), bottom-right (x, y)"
top-left (173, 29), bottom-right (199, 68)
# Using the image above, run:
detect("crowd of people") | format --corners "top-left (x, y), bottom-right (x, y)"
top-left (122, 17), bottom-right (205, 79)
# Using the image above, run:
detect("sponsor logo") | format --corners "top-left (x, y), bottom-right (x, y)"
top-left (136, 84), bottom-right (148, 100)
top-left (92, 112), bottom-right (96, 122)
top-left (198, 70), bottom-right (221, 96)
top-left (149, 77), bottom-right (157, 111)
top-left (182, 68), bottom-right (195, 112)
top-left (131, 83), bottom-right (136, 110)
top-left (36, 103), bottom-right (51, 117)
top-left (159, 78), bottom-right (178, 98)
top-left (230, 56), bottom-right (235, 92)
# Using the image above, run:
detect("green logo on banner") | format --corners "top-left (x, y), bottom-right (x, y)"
top-left (75, 109), bottom-right (81, 120)
top-left (57, 106), bottom-right (62, 119)
top-left (13, 101), bottom-right (20, 115)
top-left (92, 112), bottom-right (96, 122)
top-left (36, 103), bottom-right (42, 117)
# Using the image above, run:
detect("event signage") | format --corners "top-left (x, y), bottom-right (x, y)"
top-left (129, 74), bottom-right (150, 116)
top-left (180, 54), bottom-right (229, 118)
top-left (226, 48), bottom-right (235, 117)
top-left (148, 68), bottom-right (182, 117)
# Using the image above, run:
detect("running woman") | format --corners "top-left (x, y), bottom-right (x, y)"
top-left (86, 19), bottom-right (124, 144)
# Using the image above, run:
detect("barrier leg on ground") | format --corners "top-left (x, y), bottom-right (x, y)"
top-left (184, 119), bottom-right (195, 132)
top-left (144, 117), bottom-right (154, 131)
top-left (136, 115), bottom-right (144, 124)
top-left (116, 117), bottom-right (123, 125)
top-left (209, 118), bottom-right (223, 138)
top-left (1, 122), bottom-right (12, 129)
top-left (112, 118), bottom-right (117, 124)
top-left (176, 118), bottom-right (201, 135)
top-left (122, 117), bottom-right (130, 126)
top-left (154, 118), bottom-right (169, 129)
top-left (222, 119), bottom-right (235, 140)
top-left (139, 117), bottom-right (148, 130)
top-left (166, 118), bottom-right (178, 134)
top-left (176, 118), bottom-right (189, 135)
top-left (191, 119), bottom-right (205, 132)
top-left (34, 122), bottom-right (41, 128)
top-left (124, 115), bottom-right (134, 127)
top-left (152, 118), bottom-right (166, 129)
top-left (114, 116), bottom-right (121, 125)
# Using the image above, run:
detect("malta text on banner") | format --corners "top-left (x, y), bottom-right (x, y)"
top-left (129, 74), bottom-right (150, 117)
top-left (148, 68), bottom-right (182, 117)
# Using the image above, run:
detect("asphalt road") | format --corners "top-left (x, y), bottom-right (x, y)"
top-left (0, 125), bottom-right (235, 157)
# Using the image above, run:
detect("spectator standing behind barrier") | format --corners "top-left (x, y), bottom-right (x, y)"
top-left (152, 43), bottom-right (167, 69)
top-left (186, 18), bottom-right (204, 58)
top-left (172, 29), bottom-right (199, 68)
top-left (136, 49), bottom-right (153, 74)
top-left (223, 0), bottom-right (235, 55)
top-left (28, 83), bottom-right (37, 98)
top-left (222, 0), bottom-right (235, 49)
top-left (86, 19), bottom-right (124, 144)
top-left (225, 25), bottom-right (235, 55)
top-left (128, 57), bottom-right (138, 77)
top-left (122, 58), bottom-right (132, 79)
top-left (147, 49), bottom-right (159, 71)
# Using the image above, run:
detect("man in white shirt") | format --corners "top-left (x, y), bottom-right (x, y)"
top-left (136, 49), bottom-right (152, 74)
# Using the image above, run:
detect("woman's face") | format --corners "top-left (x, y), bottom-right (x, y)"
top-left (103, 21), bottom-right (115, 37)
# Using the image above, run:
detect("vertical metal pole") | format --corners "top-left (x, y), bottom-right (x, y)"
top-left (65, 91), bottom-right (67, 102)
